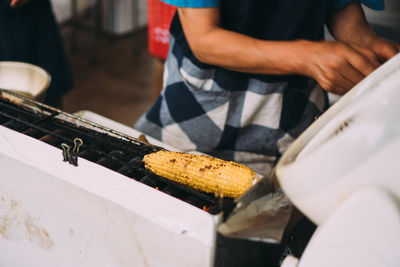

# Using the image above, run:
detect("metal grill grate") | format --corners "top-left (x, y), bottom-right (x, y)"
top-left (0, 90), bottom-right (230, 214)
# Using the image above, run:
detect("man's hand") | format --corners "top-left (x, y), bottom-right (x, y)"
top-left (295, 40), bottom-right (380, 95)
top-left (328, 3), bottom-right (400, 63)
top-left (364, 36), bottom-right (400, 63)
top-left (177, 7), bottom-right (382, 95)
top-left (10, 0), bottom-right (31, 7)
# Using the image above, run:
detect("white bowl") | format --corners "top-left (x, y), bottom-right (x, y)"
top-left (0, 61), bottom-right (51, 101)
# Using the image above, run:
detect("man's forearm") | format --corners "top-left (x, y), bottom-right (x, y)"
top-left (178, 7), bottom-right (378, 94)
top-left (186, 25), bottom-right (305, 75)
top-left (178, 7), bottom-right (303, 75)
top-left (328, 3), bottom-right (400, 62)
top-left (327, 3), bottom-right (376, 47)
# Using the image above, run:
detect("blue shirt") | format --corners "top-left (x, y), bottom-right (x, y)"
top-left (162, 0), bottom-right (385, 10)
top-left (162, 0), bottom-right (219, 8)
top-left (339, 0), bottom-right (385, 10)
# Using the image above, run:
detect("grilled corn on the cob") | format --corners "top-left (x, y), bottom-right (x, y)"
top-left (143, 150), bottom-right (257, 198)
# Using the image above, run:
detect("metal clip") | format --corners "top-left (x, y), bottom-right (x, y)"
top-left (61, 138), bottom-right (83, 167)
top-left (61, 143), bottom-right (71, 162)
top-left (70, 138), bottom-right (83, 166)
top-left (69, 154), bottom-right (78, 166)
top-left (72, 138), bottom-right (83, 154)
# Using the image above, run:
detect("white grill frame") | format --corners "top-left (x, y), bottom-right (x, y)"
top-left (0, 112), bottom-right (219, 267)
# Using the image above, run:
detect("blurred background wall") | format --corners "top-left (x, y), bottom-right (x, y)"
top-left (51, 0), bottom-right (148, 34)
top-left (363, 0), bottom-right (400, 43)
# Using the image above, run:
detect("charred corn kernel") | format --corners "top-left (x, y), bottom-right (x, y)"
top-left (143, 150), bottom-right (257, 198)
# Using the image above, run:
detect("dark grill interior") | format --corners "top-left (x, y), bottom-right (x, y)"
top-left (0, 95), bottom-right (230, 214)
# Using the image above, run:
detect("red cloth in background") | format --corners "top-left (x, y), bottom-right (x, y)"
top-left (147, 0), bottom-right (176, 60)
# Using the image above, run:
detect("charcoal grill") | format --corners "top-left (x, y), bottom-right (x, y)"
top-left (0, 89), bottom-right (227, 214)
top-left (0, 89), bottom-right (310, 267)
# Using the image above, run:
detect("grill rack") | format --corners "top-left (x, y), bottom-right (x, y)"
top-left (0, 89), bottom-right (233, 214)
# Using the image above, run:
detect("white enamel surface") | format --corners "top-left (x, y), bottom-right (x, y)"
top-left (0, 125), bottom-right (217, 267)
top-left (297, 187), bottom-right (400, 267)
top-left (281, 255), bottom-right (299, 267)
top-left (276, 53), bottom-right (400, 225)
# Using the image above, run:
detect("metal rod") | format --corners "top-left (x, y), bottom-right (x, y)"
top-left (0, 89), bottom-right (160, 150)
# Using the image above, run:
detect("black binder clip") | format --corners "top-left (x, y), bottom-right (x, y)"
top-left (61, 138), bottom-right (83, 166)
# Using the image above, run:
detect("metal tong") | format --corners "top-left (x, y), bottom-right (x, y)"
top-left (218, 168), bottom-right (293, 244)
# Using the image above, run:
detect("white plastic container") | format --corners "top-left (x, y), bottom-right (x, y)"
top-left (276, 54), bottom-right (400, 225)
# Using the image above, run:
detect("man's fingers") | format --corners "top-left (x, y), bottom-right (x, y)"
top-left (341, 61), bottom-right (365, 85)
top-left (346, 50), bottom-right (377, 77)
top-left (10, 0), bottom-right (19, 7)
top-left (352, 45), bottom-right (381, 68)
top-left (324, 73), bottom-right (354, 95)
top-left (371, 38), bottom-right (400, 62)
top-left (380, 44), bottom-right (399, 61)
top-left (10, 0), bottom-right (31, 7)
top-left (335, 75), bottom-right (354, 93)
